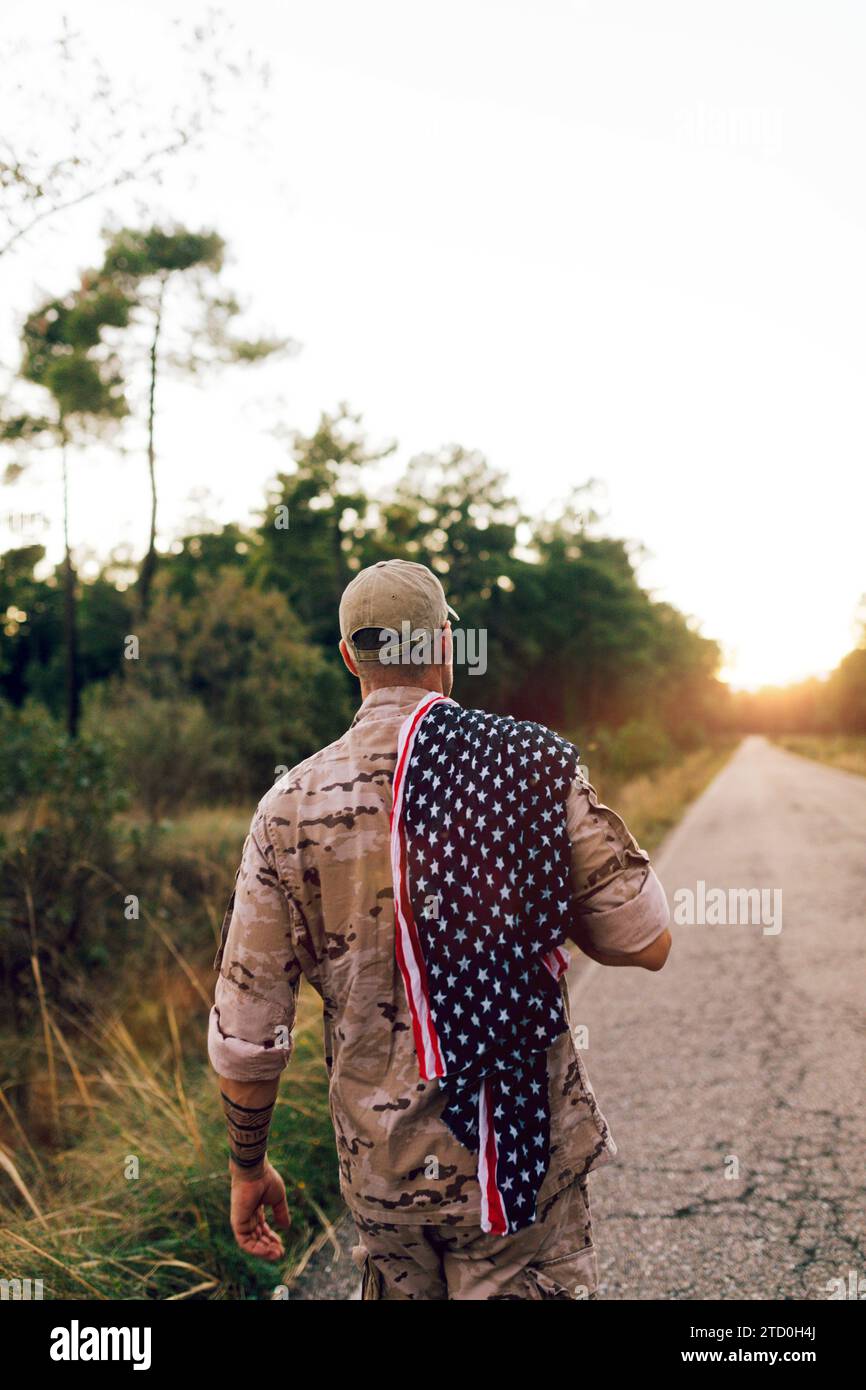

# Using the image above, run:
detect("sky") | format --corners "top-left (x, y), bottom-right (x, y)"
top-left (2, 0), bottom-right (865, 689)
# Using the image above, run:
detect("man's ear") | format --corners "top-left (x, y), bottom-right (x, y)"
top-left (440, 621), bottom-right (453, 665)
top-left (339, 638), bottom-right (360, 678)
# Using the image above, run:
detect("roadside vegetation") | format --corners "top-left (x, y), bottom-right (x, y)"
top-left (598, 739), bottom-right (737, 854)
top-left (773, 734), bottom-right (866, 780)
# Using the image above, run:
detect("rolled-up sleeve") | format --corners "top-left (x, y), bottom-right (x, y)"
top-left (207, 804), bottom-right (301, 1081)
top-left (567, 775), bottom-right (670, 954)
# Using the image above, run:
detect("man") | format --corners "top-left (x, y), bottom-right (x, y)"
top-left (208, 559), bottom-right (671, 1299)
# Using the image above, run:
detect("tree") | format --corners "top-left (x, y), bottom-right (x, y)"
top-left (129, 566), bottom-right (353, 795)
top-left (377, 445), bottom-right (522, 608)
top-left (0, 546), bottom-right (132, 717)
top-left (3, 277), bottom-right (130, 733)
top-left (99, 225), bottom-right (292, 611)
top-left (256, 407), bottom-right (395, 649)
top-left (826, 623), bottom-right (866, 733)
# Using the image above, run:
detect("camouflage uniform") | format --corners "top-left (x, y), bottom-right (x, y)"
top-left (354, 1174), bottom-right (598, 1300)
top-left (208, 686), bottom-right (670, 1299)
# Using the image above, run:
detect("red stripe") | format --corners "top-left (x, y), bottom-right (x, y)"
top-left (483, 1078), bottom-right (507, 1236)
top-left (543, 945), bottom-right (570, 980)
top-left (393, 822), bottom-right (430, 1074)
top-left (389, 693), bottom-right (443, 834)
top-left (391, 693), bottom-right (447, 1079)
top-left (402, 824), bottom-right (445, 1077)
top-left (397, 818), bottom-right (444, 1077)
top-left (390, 695), bottom-right (439, 1063)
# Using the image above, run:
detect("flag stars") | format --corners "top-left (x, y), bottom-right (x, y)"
top-left (395, 700), bottom-right (582, 1233)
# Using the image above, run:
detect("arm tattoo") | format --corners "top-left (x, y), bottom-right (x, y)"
top-left (220, 1091), bottom-right (275, 1171)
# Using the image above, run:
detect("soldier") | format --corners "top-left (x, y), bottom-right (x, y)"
top-left (208, 559), bottom-right (671, 1299)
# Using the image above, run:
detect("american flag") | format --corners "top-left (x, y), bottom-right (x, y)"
top-left (390, 690), bottom-right (582, 1234)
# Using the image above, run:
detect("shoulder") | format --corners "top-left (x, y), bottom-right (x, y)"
top-left (494, 710), bottom-right (581, 764)
top-left (450, 705), bottom-right (580, 789)
top-left (256, 731), bottom-right (354, 821)
top-left (462, 704), bottom-right (576, 746)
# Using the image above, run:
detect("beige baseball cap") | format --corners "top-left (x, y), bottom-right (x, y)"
top-left (339, 559), bottom-right (459, 663)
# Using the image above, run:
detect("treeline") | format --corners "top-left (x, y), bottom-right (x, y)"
top-left (731, 650), bottom-right (866, 735)
top-left (2, 407), bottom-right (729, 807)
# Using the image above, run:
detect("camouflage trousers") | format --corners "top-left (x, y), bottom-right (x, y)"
top-left (351, 1176), bottom-right (598, 1301)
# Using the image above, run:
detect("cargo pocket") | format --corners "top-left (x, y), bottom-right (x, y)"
top-left (524, 1177), bottom-right (598, 1300)
top-left (526, 1242), bottom-right (598, 1300)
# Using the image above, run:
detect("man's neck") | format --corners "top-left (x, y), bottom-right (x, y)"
top-left (358, 673), bottom-right (446, 703)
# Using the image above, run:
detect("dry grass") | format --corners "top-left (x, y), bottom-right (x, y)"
top-left (774, 734), bottom-right (866, 779)
top-left (0, 980), bottom-right (338, 1301)
top-left (597, 740), bottom-right (737, 854)
top-left (158, 806), bottom-right (253, 858)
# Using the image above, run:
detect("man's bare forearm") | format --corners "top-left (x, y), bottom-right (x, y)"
top-left (218, 1075), bottom-right (280, 1180)
top-left (570, 926), bottom-right (672, 972)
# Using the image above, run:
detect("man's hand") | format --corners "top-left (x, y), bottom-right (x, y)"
top-left (229, 1158), bottom-right (292, 1262)
top-left (218, 1074), bottom-right (289, 1261)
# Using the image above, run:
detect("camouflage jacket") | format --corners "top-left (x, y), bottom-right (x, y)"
top-left (208, 686), bottom-right (670, 1226)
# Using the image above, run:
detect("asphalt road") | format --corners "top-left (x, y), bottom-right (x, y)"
top-left (578, 735), bottom-right (866, 1300)
top-left (289, 736), bottom-right (866, 1299)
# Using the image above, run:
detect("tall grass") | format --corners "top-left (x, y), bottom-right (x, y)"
top-left (0, 968), bottom-right (339, 1300)
top-left (774, 734), bottom-right (866, 779)
top-left (589, 739), bottom-right (737, 854)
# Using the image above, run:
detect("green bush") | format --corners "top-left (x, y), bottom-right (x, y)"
top-left (606, 718), bottom-right (674, 781)
top-left (127, 567), bottom-right (353, 799)
top-left (0, 699), bottom-right (65, 804)
top-left (82, 687), bottom-right (227, 821)
top-left (0, 700), bottom-right (127, 1021)
top-left (671, 718), bottom-right (706, 754)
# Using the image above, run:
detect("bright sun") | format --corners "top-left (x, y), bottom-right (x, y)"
top-left (720, 636), bottom-right (840, 693)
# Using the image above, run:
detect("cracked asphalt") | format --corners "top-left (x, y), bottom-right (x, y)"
top-left (289, 736), bottom-right (866, 1299)
top-left (576, 735), bottom-right (866, 1300)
